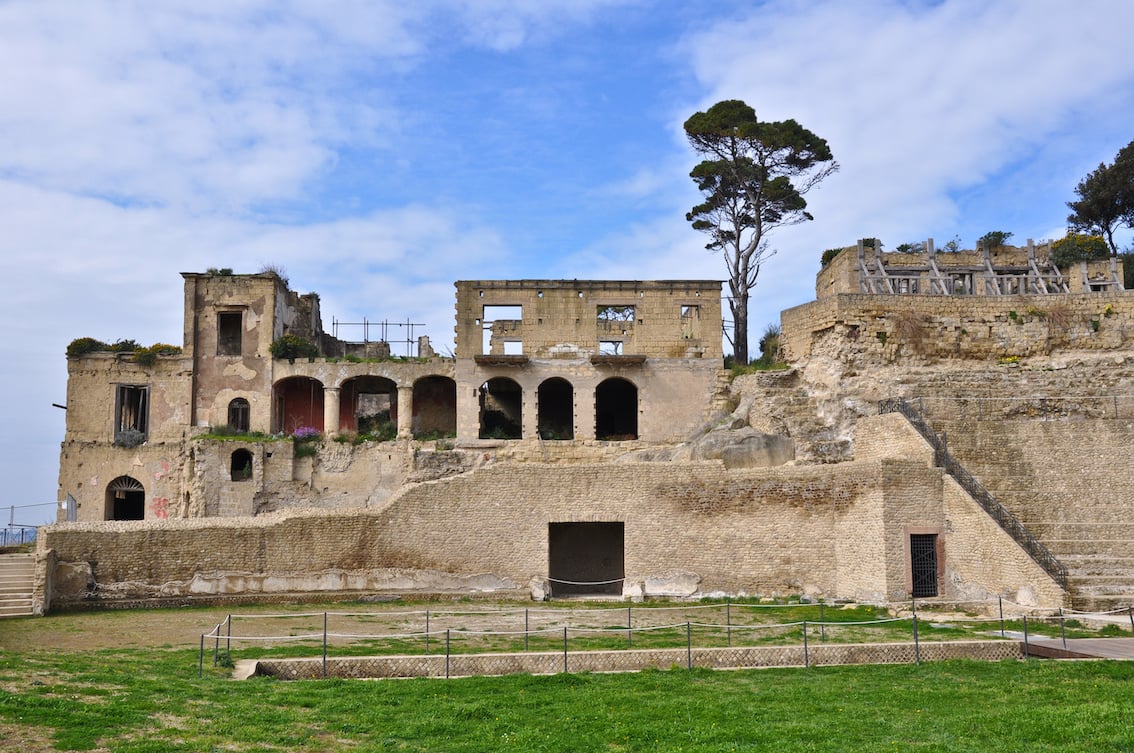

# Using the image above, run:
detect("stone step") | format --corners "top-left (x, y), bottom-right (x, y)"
top-left (1067, 574), bottom-right (1134, 588)
top-left (1059, 556), bottom-right (1134, 576)
top-left (0, 600), bottom-right (33, 617)
top-left (1044, 540), bottom-right (1134, 558)
top-left (1030, 523), bottom-right (1134, 540)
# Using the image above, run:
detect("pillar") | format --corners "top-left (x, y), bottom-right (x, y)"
top-left (323, 387), bottom-right (340, 438)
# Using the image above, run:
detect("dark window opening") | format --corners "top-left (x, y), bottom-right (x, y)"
top-left (479, 377), bottom-right (522, 439)
top-left (910, 533), bottom-right (939, 597)
top-left (217, 311), bottom-right (243, 356)
top-left (595, 377), bottom-right (637, 440)
top-left (230, 448), bottom-right (253, 482)
top-left (106, 476), bottom-right (145, 520)
top-left (227, 397), bottom-right (250, 433)
top-left (548, 522), bottom-right (625, 596)
top-left (537, 377), bottom-right (573, 440)
top-left (115, 385), bottom-right (148, 444)
top-left (412, 376), bottom-right (457, 439)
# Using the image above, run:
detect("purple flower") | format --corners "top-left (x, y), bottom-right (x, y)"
top-left (292, 426), bottom-right (321, 440)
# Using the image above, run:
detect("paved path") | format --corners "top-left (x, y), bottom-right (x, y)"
top-left (1021, 637), bottom-right (1134, 659)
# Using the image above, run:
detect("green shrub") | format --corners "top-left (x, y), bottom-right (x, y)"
top-left (270, 334), bottom-right (319, 362)
top-left (978, 230), bottom-right (1013, 249)
top-left (1051, 234), bottom-right (1109, 268)
top-left (132, 343), bottom-right (182, 366)
top-left (820, 247), bottom-right (845, 267)
top-left (66, 337), bottom-right (108, 357)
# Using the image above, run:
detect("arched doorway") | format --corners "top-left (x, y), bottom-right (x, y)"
top-left (537, 377), bottom-right (573, 439)
top-left (227, 397), bottom-right (250, 433)
top-left (479, 377), bottom-right (522, 439)
top-left (105, 476), bottom-right (145, 520)
top-left (595, 377), bottom-right (638, 440)
top-left (272, 377), bottom-right (324, 434)
top-left (340, 376), bottom-right (398, 439)
top-left (412, 376), bottom-right (457, 439)
top-left (230, 448), bottom-right (253, 481)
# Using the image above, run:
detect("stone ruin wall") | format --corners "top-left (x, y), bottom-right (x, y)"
top-left (38, 416), bottom-right (1065, 612)
top-left (781, 290), bottom-right (1134, 365)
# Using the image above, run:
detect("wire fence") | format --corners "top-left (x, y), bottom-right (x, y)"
top-left (0, 527), bottom-right (36, 547)
top-left (198, 597), bottom-right (1134, 678)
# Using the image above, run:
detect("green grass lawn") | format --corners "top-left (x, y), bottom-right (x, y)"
top-left (2, 601), bottom-right (1132, 751)
top-left (3, 646), bottom-right (1134, 752)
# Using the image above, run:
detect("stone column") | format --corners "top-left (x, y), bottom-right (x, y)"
top-left (397, 383), bottom-right (414, 439)
top-left (323, 387), bottom-right (340, 438)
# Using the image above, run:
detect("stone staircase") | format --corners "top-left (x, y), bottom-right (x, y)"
top-left (0, 553), bottom-right (35, 617)
top-left (930, 419), bottom-right (1134, 611)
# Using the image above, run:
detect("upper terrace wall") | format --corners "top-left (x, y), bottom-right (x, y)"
top-left (454, 280), bottom-right (722, 360)
top-left (781, 291), bottom-right (1134, 363)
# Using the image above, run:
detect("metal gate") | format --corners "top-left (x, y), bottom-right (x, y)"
top-left (910, 533), bottom-right (939, 597)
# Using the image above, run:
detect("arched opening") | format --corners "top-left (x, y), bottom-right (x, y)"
top-left (479, 377), bottom-right (522, 439)
top-left (412, 376), bottom-right (457, 439)
top-left (537, 377), bottom-right (573, 440)
top-left (595, 377), bottom-right (637, 440)
top-left (230, 448), bottom-right (253, 482)
top-left (105, 476), bottom-right (145, 520)
top-left (227, 397), bottom-right (250, 433)
top-left (339, 376), bottom-right (397, 440)
top-left (272, 377), bottom-right (325, 434)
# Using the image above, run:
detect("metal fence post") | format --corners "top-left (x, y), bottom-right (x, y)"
top-left (425, 609), bottom-right (431, 654)
top-left (726, 600), bottom-right (732, 648)
top-left (322, 612), bottom-right (328, 678)
top-left (803, 620), bottom-right (809, 668)
top-left (445, 629), bottom-right (450, 679)
top-left (628, 606), bottom-right (633, 649)
top-left (524, 608), bottom-right (529, 652)
top-left (1022, 615), bottom-right (1030, 659)
top-left (226, 614), bottom-right (232, 655)
top-left (819, 602), bottom-right (826, 642)
top-left (1059, 608), bottom-right (1067, 649)
top-left (198, 635), bottom-right (204, 678)
top-left (912, 598), bottom-right (920, 665)
top-left (1128, 606), bottom-right (1134, 633)
top-left (686, 622), bottom-right (692, 670)
top-left (999, 597), bottom-right (1005, 638)
top-left (563, 627), bottom-right (568, 673)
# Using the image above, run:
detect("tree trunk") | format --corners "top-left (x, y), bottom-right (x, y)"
top-left (732, 294), bottom-right (749, 365)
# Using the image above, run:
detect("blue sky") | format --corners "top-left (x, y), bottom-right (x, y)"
top-left (3, 0), bottom-right (1134, 525)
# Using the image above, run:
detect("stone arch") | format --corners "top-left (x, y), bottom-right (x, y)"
top-left (272, 376), bottom-right (324, 434)
top-left (230, 448), bottom-right (254, 482)
top-left (339, 376), bottom-right (397, 438)
top-left (537, 377), bottom-right (574, 440)
top-left (595, 377), bottom-right (638, 440)
top-left (105, 475), bottom-right (145, 521)
top-left (479, 377), bottom-right (523, 439)
top-left (412, 375), bottom-right (457, 439)
top-left (227, 397), bottom-right (250, 433)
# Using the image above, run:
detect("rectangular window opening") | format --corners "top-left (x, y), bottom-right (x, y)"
top-left (599, 340), bottom-right (623, 355)
top-left (481, 305), bottom-right (522, 355)
top-left (217, 311), bottom-right (243, 356)
top-left (597, 305), bottom-right (635, 323)
top-left (115, 385), bottom-right (149, 441)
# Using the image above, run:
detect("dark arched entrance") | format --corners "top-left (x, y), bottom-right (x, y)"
top-left (479, 377), bottom-right (522, 439)
top-left (272, 377), bottom-right (324, 434)
top-left (340, 376), bottom-right (397, 439)
top-left (537, 377), bottom-right (573, 440)
top-left (105, 476), bottom-right (145, 520)
top-left (230, 448), bottom-right (254, 481)
top-left (595, 377), bottom-right (638, 440)
top-left (412, 376), bottom-right (457, 439)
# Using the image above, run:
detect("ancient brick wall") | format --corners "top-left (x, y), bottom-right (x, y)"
top-left (781, 291), bottom-right (1134, 363)
top-left (40, 450), bottom-right (1066, 609)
